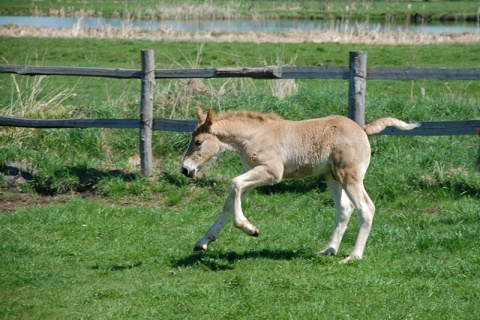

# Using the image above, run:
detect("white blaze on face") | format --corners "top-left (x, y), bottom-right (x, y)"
top-left (180, 137), bottom-right (199, 178)
top-left (181, 158), bottom-right (198, 177)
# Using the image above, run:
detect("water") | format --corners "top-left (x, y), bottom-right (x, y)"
top-left (0, 15), bottom-right (479, 34)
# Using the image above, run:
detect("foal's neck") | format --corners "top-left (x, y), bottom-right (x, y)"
top-left (213, 117), bottom-right (267, 153)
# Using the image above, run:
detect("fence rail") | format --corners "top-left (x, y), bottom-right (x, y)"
top-left (1, 116), bottom-right (478, 136)
top-left (3, 64), bottom-right (480, 81)
top-left (1, 50), bottom-right (478, 176)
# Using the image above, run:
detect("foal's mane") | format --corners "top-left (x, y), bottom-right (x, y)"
top-left (217, 110), bottom-right (283, 123)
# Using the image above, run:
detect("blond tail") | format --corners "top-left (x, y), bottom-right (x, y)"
top-left (363, 117), bottom-right (420, 136)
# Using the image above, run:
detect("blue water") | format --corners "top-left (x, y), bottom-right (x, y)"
top-left (1, 16), bottom-right (479, 34)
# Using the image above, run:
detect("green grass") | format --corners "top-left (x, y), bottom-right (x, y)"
top-left (1, 0), bottom-right (479, 22)
top-left (1, 194), bottom-right (479, 318)
top-left (0, 37), bottom-right (480, 318)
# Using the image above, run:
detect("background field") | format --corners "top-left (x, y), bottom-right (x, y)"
top-left (1, 36), bottom-right (479, 318)
top-left (2, 0), bottom-right (480, 22)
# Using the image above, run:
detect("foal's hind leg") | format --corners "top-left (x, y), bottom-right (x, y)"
top-left (316, 172), bottom-right (354, 257)
top-left (340, 172), bottom-right (375, 263)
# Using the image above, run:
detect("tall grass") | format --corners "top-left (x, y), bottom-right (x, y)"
top-left (264, 53), bottom-right (298, 100)
top-left (1, 55), bottom-right (78, 118)
top-left (7, 74), bottom-right (77, 118)
top-left (2, 1), bottom-right (480, 44)
top-left (3, 0), bottom-right (480, 22)
top-left (1, 38), bottom-right (479, 195)
top-left (2, 23), bottom-right (479, 45)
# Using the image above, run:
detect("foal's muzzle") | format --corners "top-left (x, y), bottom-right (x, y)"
top-left (180, 167), bottom-right (195, 178)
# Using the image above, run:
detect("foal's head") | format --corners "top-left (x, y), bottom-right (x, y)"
top-left (180, 108), bottom-right (221, 178)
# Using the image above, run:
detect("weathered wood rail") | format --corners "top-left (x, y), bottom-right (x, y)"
top-left (1, 116), bottom-right (478, 137)
top-left (3, 64), bottom-right (480, 80)
top-left (1, 50), bottom-right (479, 176)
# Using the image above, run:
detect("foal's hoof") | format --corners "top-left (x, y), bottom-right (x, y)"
top-left (245, 227), bottom-right (259, 237)
top-left (248, 225), bottom-right (260, 237)
top-left (193, 245), bottom-right (206, 253)
top-left (314, 247), bottom-right (337, 256)
top-left (340, 255), bottom-right (362, 264)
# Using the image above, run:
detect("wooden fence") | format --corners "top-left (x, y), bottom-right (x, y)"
top-left (0, 50), bottom-right (479, 176)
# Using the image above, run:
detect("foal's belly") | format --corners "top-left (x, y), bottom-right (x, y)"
top-left (282, 161), bottom-right (329, 179)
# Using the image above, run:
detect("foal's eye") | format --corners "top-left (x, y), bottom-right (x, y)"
top-left (194, 139), bottom-right (203, 147)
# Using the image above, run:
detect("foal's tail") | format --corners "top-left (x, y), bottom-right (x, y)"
top-left (363, 118), bottom-right (420, 135)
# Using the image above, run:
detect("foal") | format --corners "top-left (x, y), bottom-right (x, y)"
top-left (181, 108), bottom-right (418, 262)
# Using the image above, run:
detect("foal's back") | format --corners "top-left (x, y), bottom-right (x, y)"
top-left (267, 115), bottom-right (371, 179)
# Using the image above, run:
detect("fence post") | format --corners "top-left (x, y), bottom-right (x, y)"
top-left (140, 49), bottom-right (155, 177)
top-left (348, 51), bottom-right (367, 127)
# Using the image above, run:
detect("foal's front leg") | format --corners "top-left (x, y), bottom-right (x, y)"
top-left (230, 165), bottom-right (281, 236)
top-left (194, 164), bottom-right (280, 252)
top-left (193, 164), bottom-right (255, 252)
top-left (193, 193), bottom-right (234, 252)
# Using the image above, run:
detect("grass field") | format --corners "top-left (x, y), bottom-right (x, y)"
top-left (1, 196), bottom-right (479, 318)
top-left (1, 0), bottom-right (480, 22)
top-left (1, 37), bottom-right (480, 318)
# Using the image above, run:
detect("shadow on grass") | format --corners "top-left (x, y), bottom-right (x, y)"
top-left (258, 177), bottom-right (328, 195)
top-left (91, 261), bottom-right (143, 272)
top-left (69, 166), bottom-right (137, 187)
top-left (161, 172), bottom-right (219, 189)
top-left (477, 142), bottom-right (480, 170)
top-left (34, 166), bottom-right (138, 195)
top-left (170, 248), bottom-right (311, 271)
top-left (1, 161), bottom-right (39, 180)
top-left (0, 162), bottom-right (140, 195)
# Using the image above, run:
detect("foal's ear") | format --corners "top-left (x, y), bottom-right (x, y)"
top-left (196, 107), bottom-right (206, 122)
top-left (205, 109), bottom-right (215, 127)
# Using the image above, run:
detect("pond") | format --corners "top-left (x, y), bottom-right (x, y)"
top-left (1, 15), bottom-right (479, 34)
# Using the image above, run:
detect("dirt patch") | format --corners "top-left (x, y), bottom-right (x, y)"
top-left (0, 192), bottom-right (71, 213)
top-left (0, 191), bottom-right (168, 214)
top-left (0, 161), bottom-right (175, 213)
